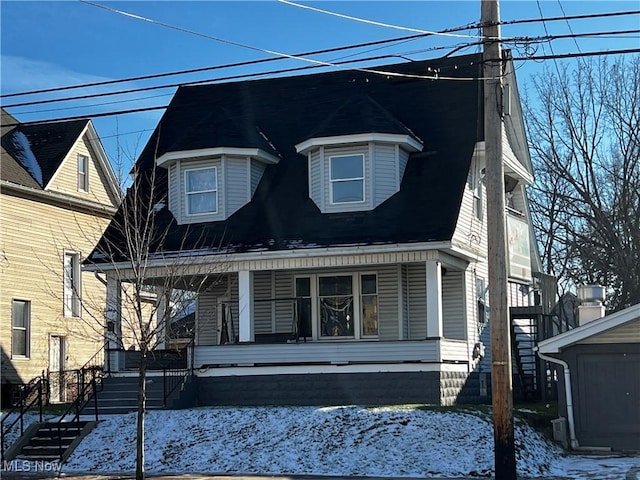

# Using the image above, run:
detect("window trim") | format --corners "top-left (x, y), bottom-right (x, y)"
top-left (64, 251), bottom-right (82, 318)
top-left (77, 154), bottom-right (89, 192)
top-left (11, 299), bottom-right (31, 358)
top-left (184, 165), bottom-right (218, 216)
top-left (328, 154), bottom-right (365, 205)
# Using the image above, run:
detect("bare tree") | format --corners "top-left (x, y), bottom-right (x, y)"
top-left (525, 56), bottom-right (640, 311)
top-left (86, 148), bottom-right (226, 480)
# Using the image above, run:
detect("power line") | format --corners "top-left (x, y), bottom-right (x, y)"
top-left (277, 0), bottom-right (483, 39)
top-left (499, 9), bottom-right (640, 26)
top-left (5, 26), bottom-right (637, 111)
top-left (5, 46), bottom-right (640, 129)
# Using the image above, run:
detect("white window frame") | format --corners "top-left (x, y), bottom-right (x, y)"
top-left (329, 154), bottom-right (365, 205)
top-left (11, 299), bottom-right (30, 358)
top-left (184, 166), bottom-right (218, 216)
top-left (64, 251), bottom-right (82, 318)
top-left (77, 154), bottom-right (89, 192)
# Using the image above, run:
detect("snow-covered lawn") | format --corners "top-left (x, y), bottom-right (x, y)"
top-left (62, 406), bottom-right (639, 479)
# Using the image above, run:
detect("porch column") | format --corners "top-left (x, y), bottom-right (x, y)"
top-left (426, 260), bottom-right (443, 338)
top-left (238, 270), bottom-right (254, 342)
top-left (105, 273), bottom-right (122, 372)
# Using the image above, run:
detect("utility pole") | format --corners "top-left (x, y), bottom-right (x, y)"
top-left (481, 1), bottom-right (516, 478)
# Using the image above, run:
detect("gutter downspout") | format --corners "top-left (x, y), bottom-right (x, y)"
top-left (536, 350), bottom-right (580, 449)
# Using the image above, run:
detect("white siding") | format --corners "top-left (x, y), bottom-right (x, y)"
top-left (274, 271), bottom-right (294, 333)
top-left (309, 150), bottom-right (322, 209)
top-left (253, 271), bottom-right (273, 334)
top-left (401, 264), bottom-right (409, 340)
top-left (250, 159), bottom-right (266, 196)
top-left (197, 289), bottom-right (219, 346)
top-left (442, 270), bottom-right (466, 340)
top-left (225, 156), bottom-right (250, 216)
top-left (168, 163), bottom-right (179, 217)
top-left (398, 148), bottom-right (409, 184)
top-left (407, 263), bottom-right (427, 339)
top-left (373, 143), bottom-right (397, 208)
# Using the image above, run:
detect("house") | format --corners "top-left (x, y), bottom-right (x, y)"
top-left (0, 109), bottom-right (120, 405)
top-left (538, 294), bottom-right (640, 451)
top-left (88, 52), bottom-right (544, 406)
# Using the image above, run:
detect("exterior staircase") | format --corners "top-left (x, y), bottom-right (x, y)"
top-left (13, 421), bottom-right (89, 462)
top-left (80, 376), bottom-right (166, 415)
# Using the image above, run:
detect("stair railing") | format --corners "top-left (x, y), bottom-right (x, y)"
top-left (0, 373), bottom-right (48, 462)
top-left (54, 365), bottom-right (103, 461)
top-left (162, 339), bottom-right (193, 408)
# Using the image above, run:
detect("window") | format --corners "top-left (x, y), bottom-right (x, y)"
top-left (77, 155), bottom-right (89, 192)
top-left (185, 167), bottom-right (217, 215)
top-left (12, 300), bottom-right (30, 357)
top-left (64, 252), bottom-right (81, 317)
top-left (360, 274), bottom-right (378, 336)
top-left (330, 154), bottom-right (364, 204)
top-left (295, 277), bottom-right (313, 338)
top-left (319, 276), bottom-right (354, 337)
top-left (476, 278), bottom-right (487, 324)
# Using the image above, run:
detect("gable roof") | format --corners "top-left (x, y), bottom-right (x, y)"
top-left (538, 303), bottom-right (640, 354)
top-left (1, 113), bottom-right (88, 188)
top-left (92, 53), bottom-right (486, 263)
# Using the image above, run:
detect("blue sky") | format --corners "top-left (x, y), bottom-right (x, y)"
top-left (1, 1), bottom-right (639, 171)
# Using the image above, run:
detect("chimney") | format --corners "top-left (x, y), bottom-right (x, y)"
top-left (577, 285), bottom-right (606, 325)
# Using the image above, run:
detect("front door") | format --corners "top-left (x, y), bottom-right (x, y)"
top-left (49, 335), bottom-right (66, 403)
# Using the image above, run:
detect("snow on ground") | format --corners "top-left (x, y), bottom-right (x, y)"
top-left (1, 411), bottom-right (54, 451)
top-left (60, 405), bottom-right (635, 479)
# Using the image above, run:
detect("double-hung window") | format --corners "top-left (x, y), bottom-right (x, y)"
top-left (64, 252), bottom-right (81, 317)
top-left (185, 167), bottom-right (217, 215)
top-left (330, 154), bottom-right (364, 204)
top-left (12, 300), bottom-right (30, 357)
top-left (77, 155), bottom-right (89, 192)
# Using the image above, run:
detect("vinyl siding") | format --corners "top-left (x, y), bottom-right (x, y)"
top-left (373, 143), bottom-right (397, 208)
top-left (309, 149), bottom-right (322, 209)
top-left (578, 319), bottom-right (640, 345)
top-left (197, 289), bottom-right (219, 346)
top-left (168, 163), bottom-right (179, 217)
top-left (250, 160), bottom-right (266, 197)
top-left (47, 134), bottom-right (117, 206)
top-left (401, 264), bottom-right (409, 340)
top-left (274, 271), bottom-right (294, 333)
top-left (0, 192), bottom-right (110, 383)
top-left (376, 265), bottom-right (400, 341)
top-left (407, 263), bottom-right (427, 340)
top-left (398, 148), bottom-right (409, 184)
top-left (253, 271), bottom-right (273, 334)
top-left (226, 156), bottom-right (250, 215)
top-left (442, 270), bottom-right (466, 340)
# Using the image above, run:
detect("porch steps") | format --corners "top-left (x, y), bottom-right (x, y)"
top-left (80, 377), bottom-right (166, 416)
top-left (14, 421), bottom-right (87, 462)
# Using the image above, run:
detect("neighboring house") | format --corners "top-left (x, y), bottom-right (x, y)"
top-left (538, 303), bottom-right (640, 451)
top-left (0, 109), bottom-right (120, 405)
top-left (88, 52), bottom-right (544, 406)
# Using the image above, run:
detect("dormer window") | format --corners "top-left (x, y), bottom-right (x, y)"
top-left (330, 154), bottom-right (364, 204)
top-left (185, 166), bottom-right (217, 215)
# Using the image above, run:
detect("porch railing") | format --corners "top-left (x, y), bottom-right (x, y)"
top-left (0, 372), bottom-right (48, 462)
top-left (162, 338), bottom-right (194, 408)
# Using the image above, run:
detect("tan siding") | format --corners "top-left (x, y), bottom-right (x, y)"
top-left (47, 134), bottom-right (116, 207)
top-left (0, 193), bottom-right (110, 383)
top-left (579, 319), bottom-right (640, 345)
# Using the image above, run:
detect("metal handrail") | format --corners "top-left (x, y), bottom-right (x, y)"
top-left (162, 338), bottom-right (194, 408)
top-left (0, 373), bottom-right (47, 462)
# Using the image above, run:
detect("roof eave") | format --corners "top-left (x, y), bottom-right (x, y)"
top-left (295, 133), bottom-right (423, 155)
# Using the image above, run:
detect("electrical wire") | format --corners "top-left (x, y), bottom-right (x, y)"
top-left (277, 0), bottom-right (483, 39)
